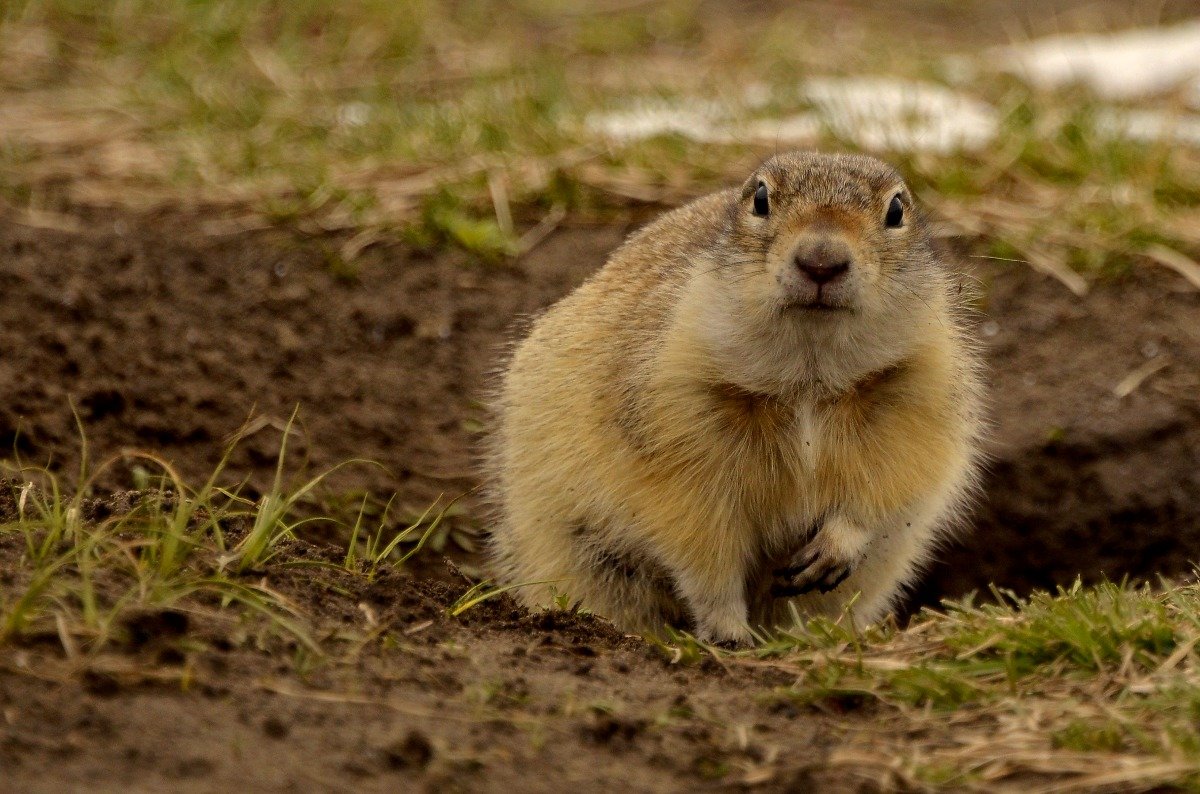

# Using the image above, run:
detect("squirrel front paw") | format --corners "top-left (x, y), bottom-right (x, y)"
top-left (672, 568), bottom-right (755, 647)
top-left (770, 546), bottom-right (853, 596)
top-left (694, 613), bottom-right (754, 647)
top-left (770, 515), bottom-right (870, 597)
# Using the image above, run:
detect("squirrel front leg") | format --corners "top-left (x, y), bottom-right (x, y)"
top-left (661, 530), bottom-right (755, 646)
top-left (674, 568), bottom-right (753, 645)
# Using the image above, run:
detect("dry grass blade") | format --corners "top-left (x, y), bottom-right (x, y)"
top-left (1017, 245), bottom-right (1090, 297)
top-left (517, 204), bottom-right (567, 255)
top-left (258, 680), bottom-right (445, 719)
top-left (1143, 244), bottom-right (1200, 290)
top-left (1033, 760), bottom-right (1200, 794)
top-left (1112, 355), bottom-right (1171, 398)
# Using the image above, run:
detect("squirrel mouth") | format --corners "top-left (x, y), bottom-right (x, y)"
top-left (779, 283), bottom-right (852, 313)
top-left (783, 299), bottom-right (851, 313)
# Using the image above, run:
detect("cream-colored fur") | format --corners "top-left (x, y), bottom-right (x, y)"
top-left (486, 151), bottom-right (984, 644)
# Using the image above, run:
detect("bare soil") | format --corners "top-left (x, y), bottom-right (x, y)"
top-left (0, 526), bottom-right (850, 793)
top-left (1, 204), bottom-right (1199, 791)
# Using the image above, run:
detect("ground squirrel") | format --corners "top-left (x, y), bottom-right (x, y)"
top-left (487, 151), bottom-right (984, 644)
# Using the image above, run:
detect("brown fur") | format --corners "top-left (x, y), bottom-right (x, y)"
top-left (485, 151), bottom-right (984, 644)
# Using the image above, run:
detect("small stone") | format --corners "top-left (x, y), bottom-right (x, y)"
top-left (383, 730), bottom-right (433, 769)
top-left (262, 716), bottom-right (289, 740)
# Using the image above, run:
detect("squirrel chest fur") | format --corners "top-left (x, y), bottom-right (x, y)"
top-left (486, 151), bottom-right (984, 644)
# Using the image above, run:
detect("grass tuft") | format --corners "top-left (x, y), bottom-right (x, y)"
top-left (0, 416), bottom-right (441, 661)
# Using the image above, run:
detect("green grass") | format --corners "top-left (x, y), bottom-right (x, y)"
top-left (2, 1), bottom-right (1198, 280)
top-left (0, 419), bottom-right (445, 661)
top-left (0, 472), bottom-right (321, 655)
top-left (639, 580), bottom-right (1200, 789)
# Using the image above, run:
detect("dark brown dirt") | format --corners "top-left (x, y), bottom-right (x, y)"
top-left (916, 261), bottom-right (1200, 607)
top-left (0, 526), bottom-right (858, 793)
top-left (0, 205), bottom-right (614, 506)
top-left (1, 202), bottom-right (1199, 790)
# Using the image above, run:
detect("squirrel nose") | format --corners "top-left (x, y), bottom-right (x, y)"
top-left (792, 237), bottom-right (852, 285)
top-left (792, 237), bottom-right (849, 287)
top-left (795, 258), bottom-right (850, 285)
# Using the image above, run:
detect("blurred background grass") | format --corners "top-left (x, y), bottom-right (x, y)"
top-left (2, 0), bottom-right (1200, 282)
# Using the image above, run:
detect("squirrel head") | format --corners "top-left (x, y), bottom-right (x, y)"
top-left (723, 151), bottom-right (938, 316)
top-left (690, 151), bottom-right (952, 391)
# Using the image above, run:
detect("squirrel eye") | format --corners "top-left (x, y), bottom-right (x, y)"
top-left (753, 182), bottom-right (770, 216)
top-left (885, 194), bottom-right (904, 228)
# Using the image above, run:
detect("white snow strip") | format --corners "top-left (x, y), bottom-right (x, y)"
top-left (1094, 108), bottom-right (1200, 146)
top-left (800, 77), bottom-right (998, 153)
top-left (585, 78), bottom-right (999, 154)
top-left (1001, 21), bottom-right (1200, 101)
top-left (582, 100), bottom-right (727, 143)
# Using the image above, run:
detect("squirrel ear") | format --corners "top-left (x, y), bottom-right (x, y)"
top-left (753, 182), bottom-right (770, 217)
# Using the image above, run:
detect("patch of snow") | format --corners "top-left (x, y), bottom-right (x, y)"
top-left (585, 78), bottom-right (999, 154)
top-left (1002, 21), bottom-right (1200, 101)
top-left (583, 100), bottom-right (727, 143)
top-left (337, 101), bottom-right (372, 128)
top-left (800, 77), bottom-right (998, 153)
top-left (1094, 108), bottom-right (1200, 146)
top-left (740, 83), bottom-right (773, 110)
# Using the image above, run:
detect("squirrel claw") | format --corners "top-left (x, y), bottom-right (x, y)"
top-left (770, 553), bottom-right (854, 597)
top-left (709, 636), bottom-right (752, 651)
